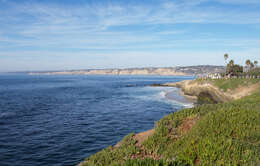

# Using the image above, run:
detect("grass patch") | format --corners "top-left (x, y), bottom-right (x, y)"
top-left (124, 158), bottom-right (188, 166)
top-left (196, 78), bottom-right (260, 92)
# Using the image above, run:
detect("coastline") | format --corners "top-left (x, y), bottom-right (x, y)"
top-left (164, 87), bottom-right (195, 108)
top-left (162, 79), bottom-right (260, 102)
top-left (78, 81), bottom-right (198, 166)
top-left (27, 66), bottom-right (225, 76)
top-left (77, 82), bottom-right (194, 166)
top-left (115, 82), bottom-right (198, 147)
top-left (79, 79), bottom-right (260, 165)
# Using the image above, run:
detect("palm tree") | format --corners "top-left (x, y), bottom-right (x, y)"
top-left (254, 60), bottom-right (258, 68)
top-left (245, 59), bottom-right (252, 72)
top-left (229, 60), bottom-right (234, 66)
top-left (224, 53), bottom-right (229, 65)
top-left (224, 53), bottom-right (229, 74)
top-left (246, 59), bottom-right (251, 67)
top-left (250, 62), bottom-right (254, 68)
top-left (226, 60), bottom-right (235, 75)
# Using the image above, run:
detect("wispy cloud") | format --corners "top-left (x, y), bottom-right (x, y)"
top-left (0, 0), bottom-right (260, 71)
top-left (1, 1), bottom-right (259, 44)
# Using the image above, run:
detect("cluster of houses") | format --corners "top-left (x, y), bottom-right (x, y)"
top-left (206, 73), bottom-right (260, 79)
top-left (205, 66), bottom-right (260, 79)
top-left (206, 73), bottom-right (222, 79)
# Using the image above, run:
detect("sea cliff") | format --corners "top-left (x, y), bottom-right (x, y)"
top-left (79, 78), bottom-right (260, 166)
top-left (152, 78), bottom-right (260, 103)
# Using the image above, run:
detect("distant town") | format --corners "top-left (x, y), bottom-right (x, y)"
top-left (207, 54), bottom-right (260, 79)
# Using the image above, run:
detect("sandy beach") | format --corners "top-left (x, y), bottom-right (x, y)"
top-left (164, 87), bottom-right (195, 108)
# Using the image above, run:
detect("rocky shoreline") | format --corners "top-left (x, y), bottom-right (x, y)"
top-left (78, 79), bottom-right (260, 165)
top-left (78, 80), bottom-right (228, 166)
top-left (156, 80), bottom-right (232, 103)
top-left (152, 79), bottom-right (260, 103)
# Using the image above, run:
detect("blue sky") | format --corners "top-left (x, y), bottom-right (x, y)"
top-left (0, 0), bottom-right (260, 72)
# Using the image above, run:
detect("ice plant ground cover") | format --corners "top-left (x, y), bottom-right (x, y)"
top-left (84, 79), bottom-right (260, 166)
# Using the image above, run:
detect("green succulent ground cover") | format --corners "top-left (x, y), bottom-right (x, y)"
top-left (82, 79), bottom-right (260, 166)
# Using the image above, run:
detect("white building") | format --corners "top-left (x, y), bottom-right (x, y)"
top-left (207, 73), bottom-right (222, 79)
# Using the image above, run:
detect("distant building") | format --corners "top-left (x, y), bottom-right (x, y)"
top-left (207, 73), bottom-right (222, 79)
top-left (243, 66), bottom-right (251, 73)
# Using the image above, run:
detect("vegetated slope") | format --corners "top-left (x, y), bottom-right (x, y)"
top-left (164, 78), bottom-right (260, 103)
top-left (80, 80), bottom-right (260, 166)
top-left (195, 78), bottom-right (260, 92)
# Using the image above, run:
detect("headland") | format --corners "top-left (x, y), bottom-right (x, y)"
top-left (79, 77), bottom-right (260, 166)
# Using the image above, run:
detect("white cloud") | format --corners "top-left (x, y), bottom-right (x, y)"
top-left (0, 0), bottom-right (260, 71)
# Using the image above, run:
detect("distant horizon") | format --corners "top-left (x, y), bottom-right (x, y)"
top-left (2, 64), bottom-right (227, 73)
top-left (0, 0), bottom-right (260, 72)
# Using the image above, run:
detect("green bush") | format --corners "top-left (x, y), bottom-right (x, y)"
top-left (246, 67), bottom-right (260, 76)
top-left (226, 64), bottom-right (243, 76)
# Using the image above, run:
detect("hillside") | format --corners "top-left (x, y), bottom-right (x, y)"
top-left (28, 65), bottom-right (224, 76)
top-left (162, 78), bottom-right (260, 103)
top-left (79, 78), bottom-right (260, 166)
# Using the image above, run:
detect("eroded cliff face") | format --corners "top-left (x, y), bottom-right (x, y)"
top-left (164, 80), bottom-right (260, 103)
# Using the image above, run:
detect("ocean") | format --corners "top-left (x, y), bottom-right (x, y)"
top-left (0, 74), bottom-right (194, 166)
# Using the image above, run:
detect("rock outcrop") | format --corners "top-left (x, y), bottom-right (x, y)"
top-left (163, 80), bottom-right (260, 103)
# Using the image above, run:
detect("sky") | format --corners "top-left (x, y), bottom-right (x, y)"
top-left (0, 0), bottom-right (260, 72)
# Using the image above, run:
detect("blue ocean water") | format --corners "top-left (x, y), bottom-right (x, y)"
top-left (0, 74), bottom-right (193, 166)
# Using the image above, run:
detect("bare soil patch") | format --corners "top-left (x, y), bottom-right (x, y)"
top-left (179, 116), bottom-right (200, 134)
top-left (134, 129), bottom-right (154, 147)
